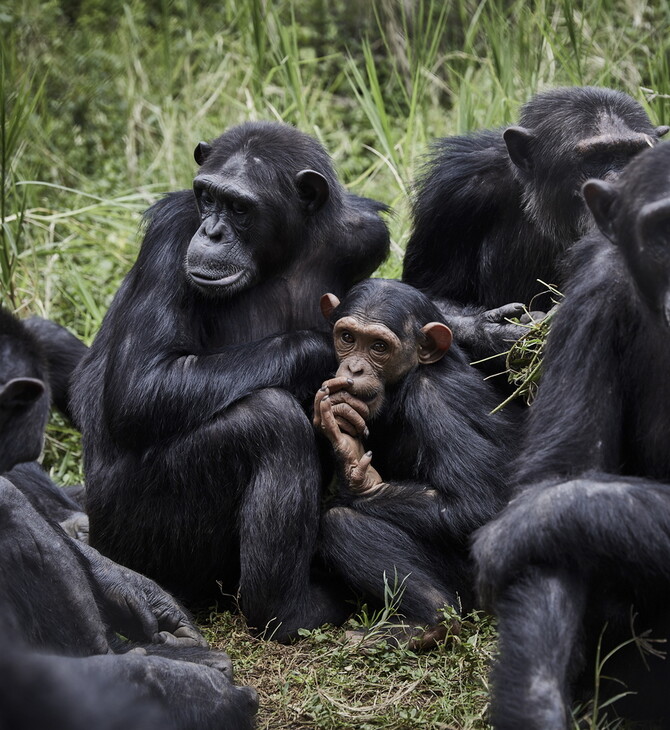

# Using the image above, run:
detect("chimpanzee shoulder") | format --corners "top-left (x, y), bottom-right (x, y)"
top-left (403, 129), bottom-right (519, 301)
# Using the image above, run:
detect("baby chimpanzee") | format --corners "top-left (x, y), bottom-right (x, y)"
top-left (315, 279), bottom-right (520, 646)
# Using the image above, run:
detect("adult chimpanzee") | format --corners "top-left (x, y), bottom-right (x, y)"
top-left (73, 121), bottom-right (390, 640)
top-left (0, 307), bottom-right (258, 729)
top-left (474, 142), bottom-right (670, 728)
top-left (403, 86), bottom-right (668, 360)
top-left (0, 306), bottom-right (87, 538)
top-left (0, 478), bottom-right (258, 730)
top-left (314, 279), bottom-right (520, 645)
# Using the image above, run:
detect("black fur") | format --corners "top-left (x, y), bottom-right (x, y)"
top-left (474, 142), bottom-right (670, 728)
top-left (23, 315), bottom-right (88, 422)
top-left (0, 306), bottom-right (87, 537)
top-left (73, 121), bottom-right (390, 640)
top-left (320, 279), bottom-right (520, 626)
top-left (403, 86), bottom-right (666, 360)
top-left (0, 309), bottom-right (257, 729)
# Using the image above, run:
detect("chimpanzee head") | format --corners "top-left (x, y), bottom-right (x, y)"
top-left (583, 141), bottom-right (670, 325)
top-left (0, 308), bottom-right (50, 472)
top-left (503, 87), bottom-right (668, 243)
top-left (185, 121), bottom-right (344, 298)
top-left (320, 279), bottom-right (452, 416)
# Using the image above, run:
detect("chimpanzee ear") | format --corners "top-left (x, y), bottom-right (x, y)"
top-left (582, 179), bottom-right (619, 241)
top-left (194, 142), bottom-right (212, 166)
top-left (296, 170), bottom-right (330, 214)
top-left (418, 322), bottom-right (452, 364)
top-left (0, 377), bottom-right (45, 410)
top-left (320, 293), bottom-right (340, 321)
top-left (636, 198), bottom-right (670, 252)
top-left (656, 125), bottom-right (670, 138)
top-left (503, 126), bottom-right (536, 173)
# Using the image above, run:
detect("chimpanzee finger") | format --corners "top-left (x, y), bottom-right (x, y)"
top-left (519, 310), bottom-right (546, 325)
top-left (350, 451), bottom-right (377, 493)
top-left (320, 376), bottom-right (355, 394)
top-left (327, 389), bottom-right (370, 421)
top-left (332, 402), bottom-right (367, 437)
top-left (312, 384), bottom-right (330, 429)
top-left (484, 302), bottom-right (527, 323)
top-left (319, 395), bottom-right (347, 446)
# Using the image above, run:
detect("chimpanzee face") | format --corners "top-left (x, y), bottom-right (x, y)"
top-left (186, 155), bottom-right (264, 298)
top-left (503, 88), bottom-right (669, 243)
top-left (583, 143), bottom-right (670, 326)
top-left (185, 145), bottom-right (330, 298)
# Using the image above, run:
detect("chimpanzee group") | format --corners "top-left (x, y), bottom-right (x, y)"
top-left (6, 84), bottom-right (670, 728)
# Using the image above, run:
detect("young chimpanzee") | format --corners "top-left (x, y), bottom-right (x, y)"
top-left (403, 86), bottom-right (668, 361)
top-left (315, 279), bottom-right (520, 645)
top-left (474, 142), bottom-right (670, 728)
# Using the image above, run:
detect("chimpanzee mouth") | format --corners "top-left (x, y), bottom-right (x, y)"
top-left (353, 388), bottom-right (382, 404)
top-left (189, 269), bottom-right (245, 288)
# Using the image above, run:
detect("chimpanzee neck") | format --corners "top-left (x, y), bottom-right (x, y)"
top-left (193, 273), bottom-right (331, 346)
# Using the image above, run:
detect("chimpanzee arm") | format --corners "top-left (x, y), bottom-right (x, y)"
top-left (515, 240), bottom-right (626, 485)
top-left (72, 540), bottom-right (208, 648)
top-left (100, 303), bottom-right (335, 440)
top-left (474, 473), bottom-right (670, 608)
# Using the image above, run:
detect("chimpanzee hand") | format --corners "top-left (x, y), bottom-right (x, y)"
top-left (316, 391), bottom-right (383, 496)
top-left (443, 302), bottom-right (539, 360)
top-left (313, 376), bottom-right (370, 438)
top-left (74, 541), bottom-right (208, 648)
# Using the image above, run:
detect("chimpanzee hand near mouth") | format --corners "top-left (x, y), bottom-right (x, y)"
top-left (314, 376), bottom-right (372, 437)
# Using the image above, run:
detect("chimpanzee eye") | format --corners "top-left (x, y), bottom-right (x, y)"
top-left (341, 331), bottom-right (354, 344)
top-left (231, 200), bottom-right (248, 216)
top-left (371, 341), bottom-right (388, 353)
top-left (199, 190), bottom-right (213, 208)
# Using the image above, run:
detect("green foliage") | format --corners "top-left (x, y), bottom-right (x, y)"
top-left (3, 0), bottom-right (670, 726)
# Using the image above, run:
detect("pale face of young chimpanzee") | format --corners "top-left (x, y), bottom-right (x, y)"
top-left (320, 292), bottom-right (453, 419)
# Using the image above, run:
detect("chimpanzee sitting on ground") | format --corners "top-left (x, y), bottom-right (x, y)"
top-left (474, 142), bottom-right (670, 728)
top-left (74, 121), bottom-right (390, 641)
top-left (315, 279), bottom-right (520, 646)
top-left (0, 306), bottom-right (257, 729)
top-left (0, 305), bottom-right (87, 538)
top-left (403, 86), bottom-right (668, 362)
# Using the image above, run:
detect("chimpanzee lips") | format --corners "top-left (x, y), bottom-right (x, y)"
top-left (189, 269), bottom-right (244, 288)
top-left (358, 390), bottom-right (381, 403)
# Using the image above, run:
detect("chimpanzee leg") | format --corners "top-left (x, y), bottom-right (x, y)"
top-left (320, 505), bottom-right (456, 626)
top-left (237, 388), bottom-right (342, 641)
top-left (490, 567), bottom-right (585, 730)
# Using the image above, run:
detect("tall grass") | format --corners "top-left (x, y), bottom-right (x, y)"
top-left (3, 0), bottom-right (670, 725)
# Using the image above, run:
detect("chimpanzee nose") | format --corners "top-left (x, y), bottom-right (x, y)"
top-left (204, 217), bottom-right (226, 241)
top-left (346, 359), bottom-right (365, 376)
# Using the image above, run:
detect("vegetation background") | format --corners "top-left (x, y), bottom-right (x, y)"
top-left (2, 0), bottom-right (669, 726)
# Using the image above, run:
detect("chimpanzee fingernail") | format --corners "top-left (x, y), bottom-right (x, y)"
top-left (364, 427), bottom-right (370, 439)
top-left (319, 386), bottom-right (327, 392)
top-left (347, 378), bottom-right (354, 385)
top-left (366, 451), bottom-right (372, 457)
top-left (323, 395), bottom-right (329, 400)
